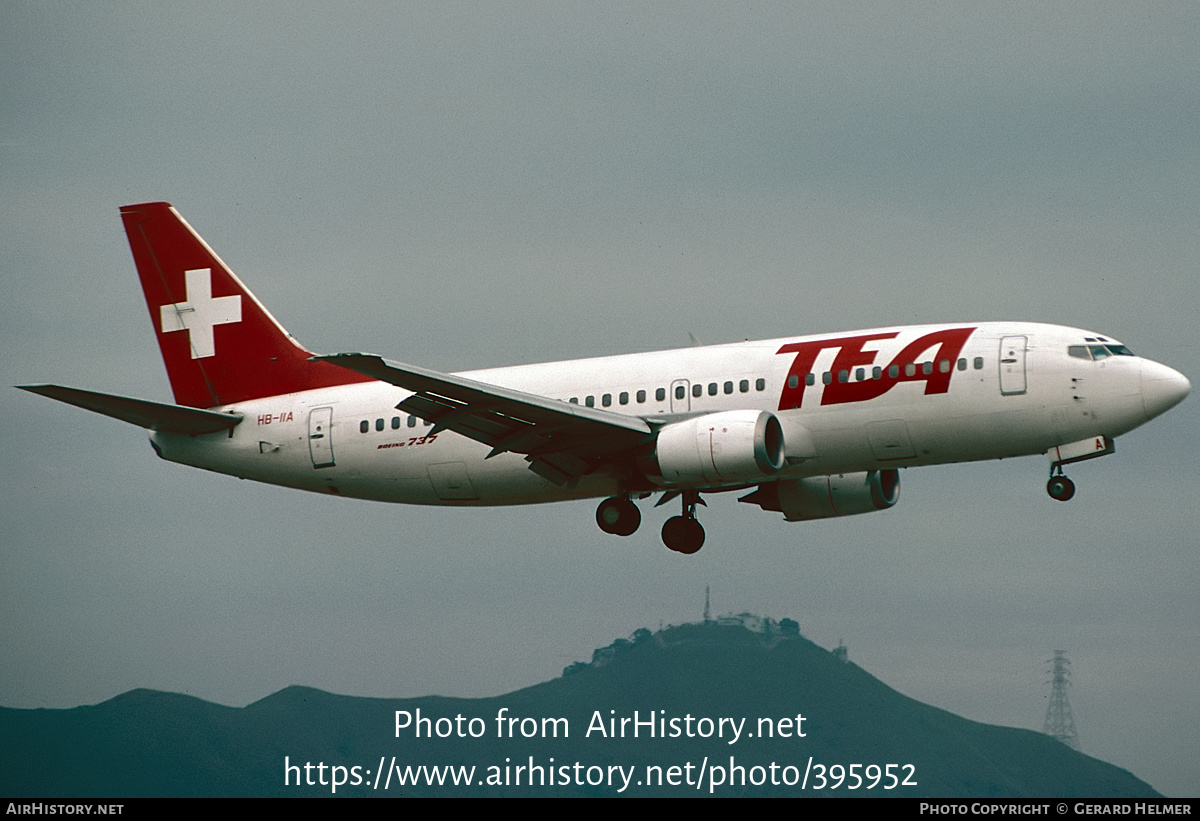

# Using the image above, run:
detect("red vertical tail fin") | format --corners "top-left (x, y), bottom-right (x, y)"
top-left (120, 202), bottom-right (371, 408)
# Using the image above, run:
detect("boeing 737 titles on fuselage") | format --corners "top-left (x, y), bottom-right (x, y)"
top-left (20, 203), bottom-right (1190, 553)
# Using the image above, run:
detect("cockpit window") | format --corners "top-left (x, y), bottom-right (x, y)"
top-left (1069, 343), bottom-right (1135, 360)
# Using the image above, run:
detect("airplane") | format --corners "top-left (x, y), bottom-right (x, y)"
top-left (19, 202), bottom-right (1191, 554)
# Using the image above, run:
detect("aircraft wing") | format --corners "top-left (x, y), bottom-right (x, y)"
top-left (17, 384), bottom-right (243, 434)
top-left (315, 353), bottom-right (655, 485)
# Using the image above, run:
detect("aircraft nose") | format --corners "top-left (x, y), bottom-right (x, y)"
top-left (1140, 359), bottom-right (1190, 421)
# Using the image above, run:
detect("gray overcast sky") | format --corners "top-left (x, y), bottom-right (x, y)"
top-left (3, 1), bottom-right (1198, 797)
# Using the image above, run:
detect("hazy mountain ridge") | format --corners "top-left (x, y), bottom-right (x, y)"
top-left (0, 621), bottom-right (1159, 797)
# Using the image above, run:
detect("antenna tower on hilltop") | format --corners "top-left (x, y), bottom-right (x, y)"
top-left (703, 585), bottom-right (711, 622)
top-left (1043, 650), bottom-right (1080, 750)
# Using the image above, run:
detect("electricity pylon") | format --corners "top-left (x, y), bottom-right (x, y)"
top-left (1043, 650), bottom-right (1080, 750)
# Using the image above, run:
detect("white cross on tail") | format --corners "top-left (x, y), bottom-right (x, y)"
top-left (159, 268), bottom-right (242, 359)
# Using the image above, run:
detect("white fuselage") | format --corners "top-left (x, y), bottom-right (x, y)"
top-left (150, 321), bottom-right (1178, 506)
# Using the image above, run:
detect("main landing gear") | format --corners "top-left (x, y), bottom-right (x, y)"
top-left (1046, 465), bottom-right (1076, 502)
top-left (596, 496), bottom-right (641, 537)
top-left (595, 491), bottom-right (707, 554)
top-left (660, 490), bottom-right (706, 554)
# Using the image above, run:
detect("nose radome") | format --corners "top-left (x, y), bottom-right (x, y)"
top-left (1141, 359), bottom-right (1191, 421)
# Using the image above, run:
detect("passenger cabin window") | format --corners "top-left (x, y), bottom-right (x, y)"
top-left (739, 379), bottom-right (749, 393)
top-left (724, 381), bottom-right (734, 394)
top-left (788, 374), bottom-right (799, 389)
top-left (888, 364), bottom-right (899, 378)
top-left (657, 387), bottom-right (666, 401)
top-left (360, 420), bottom-right (369, 433)
top-left (602, 393), bottom-right (612, 407)
top-left (585, 396), bottom-right (595, 407)
top-left (636, 390), bottom-right (646, 403)
top-left (408, 416), bottom-right (418, 427)
top-left (375, 418), bottom-right (384, 432)
top-left (957, 358), bottom-right (967, 370)
top-left (707, 382), bottom-right (717, 396)
top-left (755, 378), bottom-right (766, 391)
top-left (973, 357), bottom-right (984, 370)
top-left (391, 416), bottom-right (401, 429)
top-left (675, 386), bottom-right (685, 400)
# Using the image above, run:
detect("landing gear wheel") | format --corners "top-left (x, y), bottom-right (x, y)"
top-left (596, 497), bottom-right (641, 536)
top-left (1047, 475), bottom-right (1076, 502)
top-left (662, 516), bottom-right (705, 554)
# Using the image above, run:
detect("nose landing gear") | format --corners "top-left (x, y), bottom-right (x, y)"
top-left (1044, 436), bottom-right (1115, 501)
top-left (1047, 466), bottom-right (1076, 502)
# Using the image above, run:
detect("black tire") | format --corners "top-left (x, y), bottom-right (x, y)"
top-left (1047, 476), bottom-right (1076, 502)
top-left (596, 497), bottom-right (641, 536)
top-left (661, 516), bottom-right (705, 554)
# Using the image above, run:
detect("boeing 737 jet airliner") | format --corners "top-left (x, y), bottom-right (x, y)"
top-left (20, 202), bottom-right (1190, 554)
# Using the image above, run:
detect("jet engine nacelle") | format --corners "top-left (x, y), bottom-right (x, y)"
top-left (740, 469), bottom-right (900, 521)
top-left (649, 409), bottom-right (786, 486)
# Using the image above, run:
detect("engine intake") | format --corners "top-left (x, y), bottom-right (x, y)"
top-left (649, 410), bottom-right (786, 487)
top-left (740, 470), bottom-right (900, 521)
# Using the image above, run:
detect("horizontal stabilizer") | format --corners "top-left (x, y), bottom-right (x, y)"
top-left (17, 385), bottom-right (242, 434)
